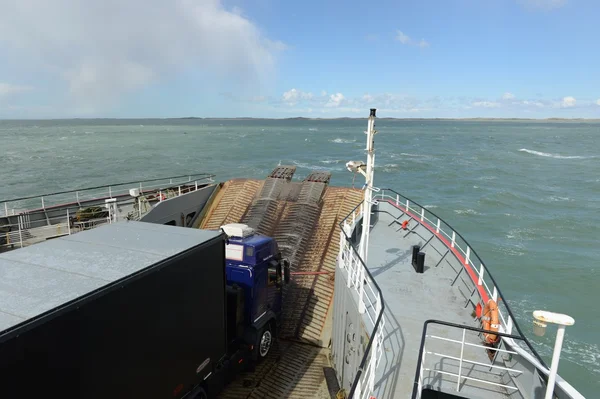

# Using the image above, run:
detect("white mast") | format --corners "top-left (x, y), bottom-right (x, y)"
top-left (346, 109), bottom-right (378, 264)
top-left (345, 109), bottom-right (378, 314)
top-left (358, 108), bottom-right (377, 264)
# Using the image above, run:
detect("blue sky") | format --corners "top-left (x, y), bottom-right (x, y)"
top-left (0, 0), bottom-right (599, 118)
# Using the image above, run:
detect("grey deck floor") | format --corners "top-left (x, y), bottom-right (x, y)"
top-left (365, 202), bottom-right (515, 399)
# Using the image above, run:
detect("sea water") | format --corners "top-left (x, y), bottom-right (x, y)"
top-left (1, 118), bottom-right (598, 396)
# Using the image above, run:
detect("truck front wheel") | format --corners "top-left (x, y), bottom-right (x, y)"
top-left (254, 324), bottom-right (272, 361)
top-left (192, 386), bottom-right (207, 399)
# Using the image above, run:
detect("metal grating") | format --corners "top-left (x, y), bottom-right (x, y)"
top-left (198, 166), bottom-right (363, 398)
top-left (304, 171), bottom-right (331, 184)
top-left (268, 165), bottom-right (296, 181)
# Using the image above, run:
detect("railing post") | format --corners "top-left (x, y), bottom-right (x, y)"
top-left (420, 208), bottom-right (425, 221)
top-left (18, 216), bottom-right (23, 248)
top-left (140, 182), bottom-right (143, 193)
top-left (507, 316), bottom-right (513, 334)
top-left (3, 203), bottom-right (7, 217)
top-left (339, 231), bottom-right (345, 265)
top-left (109, 186), bottom-right (112, 198)
top-left (436, 219), bottom-right (440, 234)
top-left (195, 181), bottom-right (198, 190)
top-left (178, 186), bottom-right (182, 196)
top-left (369, 293), bottom-right (382, 392)
top-left (347, 250), bottom-right (353, 288)
top-left (66, 209), bottom-right (71, 235)
top-left (478, 264), bottom-right (484, 286)
top-left (492, 286), bottom-right (498, 302)
top-left (418, 344), bottom-right (426, 399)
top-left (457, 328), bottom-right (466, 392)
top-left (396, 194), bottom-right (399, 206)
top-left (159, 191), bottom-right (163, 202)
top-left (76, 191), bottom-right (80, 205)
top-left (465, 247), bottom-right (470, 265)
top-left (354, 379), bottom-right (362, 399)
top-left (41, 197), bottom-right (45, 209)
top-left (406, 199), bottom-right (409, 211)
top-left (451, 231), bottom-right (456, 248)
top-left (357, 264), bottom-right (366, 314)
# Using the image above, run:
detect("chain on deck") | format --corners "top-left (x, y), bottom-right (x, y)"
top-left (196, 168), bottom-right (363, 398)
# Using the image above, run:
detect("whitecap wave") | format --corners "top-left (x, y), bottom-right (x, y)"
top-left (329, 138), bottom-right (355, 144)
top-left (292, 160), bottom-right (341, 172)
top-left (454, 209), bottom-right (481, 215)
top-left (519, 148), bottom-right (589, 159)
top-left (320, 159), bottom-right (342, 164)
top-left (548, 196), bottom-right (572, 202)
top-left (400, 152), bottom-right (427, 158)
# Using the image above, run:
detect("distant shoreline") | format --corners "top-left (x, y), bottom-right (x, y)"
top-left (2, 116), bottom-right (600, 122)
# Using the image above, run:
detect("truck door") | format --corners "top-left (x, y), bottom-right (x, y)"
top-left (267, 260), bottom-right (283, 314)
top-left (252, 263), bottom-right (268, 322)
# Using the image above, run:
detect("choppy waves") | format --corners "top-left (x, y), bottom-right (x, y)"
top-left (518, 148), bottom-right (591, 159)
top-left (329, 138), bottom-right (355, 144)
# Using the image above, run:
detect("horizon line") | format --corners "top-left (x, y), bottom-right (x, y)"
top-left (1, 116), bottom-right (600, 122)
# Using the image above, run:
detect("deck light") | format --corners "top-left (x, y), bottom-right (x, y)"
top-left (532, 310), bottom-right (575, 399)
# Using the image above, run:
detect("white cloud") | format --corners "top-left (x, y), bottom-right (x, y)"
top-left (522, 100), bottom-right (545, 107)
top-left (395, 30), bottom-right (430, 47)
top-left (363, 94), bottom-right (374, 103)
top-left (396, 31), bottom-right (411, 45)
top-left (596, 99), bottom-right (600, 106)
top-left (418, 39), bottom-right (430, 48)
top-left (472, 101), bottom-right (501, 108)
top-left (502, 92), bottom-right (515, 100)
top-left (561, 96), bottom-right (576, 108)
top-left (326, 93), bottom-right (345, 107)
top-left (0, 0), bottom-right (285, 111)
top-left (282, 88), bottom-right (313, 105)
top-left (518, 0), bottom-right (567, 10)
top-left (321, 90), bottom-right (327, 97)
top-left (0, 83), bottom-right (33, 98)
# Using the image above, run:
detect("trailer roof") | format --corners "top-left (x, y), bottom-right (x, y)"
top-left (0, 221), bottom-right (221, 333)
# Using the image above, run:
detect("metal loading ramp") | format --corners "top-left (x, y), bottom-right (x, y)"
top-left (197, 166), bottom-right (363, 398)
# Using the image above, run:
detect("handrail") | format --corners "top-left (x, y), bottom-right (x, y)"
top-left (377, 188), bottom-right (547, 369)
top-left (1, 173), bottom-right (215, 217)
top-left (1, 178), bottom-right (208, 249)
top-left (339, 199), bottom-right (386, 399)
top-left (410, 319), bottom-right (528, 399)
top-left (0, 173), bottom-right (215, 204)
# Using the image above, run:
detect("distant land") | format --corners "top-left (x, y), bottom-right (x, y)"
top-left (177, 116), bottom-right (600, 122)
top-left (2, 116), bottom-right (600, 122)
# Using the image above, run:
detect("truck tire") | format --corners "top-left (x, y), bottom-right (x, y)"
top-left (192, 386), bottom-right (207, 399)
top-left (254, 324), bottom-right (273, 361)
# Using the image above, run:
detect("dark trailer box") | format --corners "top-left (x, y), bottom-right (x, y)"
top-left (0, 221), bottom-right (226, 399)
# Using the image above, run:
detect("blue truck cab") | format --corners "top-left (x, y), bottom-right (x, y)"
top-left (220, 223), bottom-right (290, 363)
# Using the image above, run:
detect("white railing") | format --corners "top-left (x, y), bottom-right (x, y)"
top-left (378, 190), bottom-right (585, 399)
top-left (0, 178), bottom-right (210, 250)
top-left (413, 321), bottom-right (525, 399)
top-left (1, 173), bottom-right (214, 217)
top-left (338, 202), bottom-right (386, 399)
top-left (376, 190), bottom-right (519, 344)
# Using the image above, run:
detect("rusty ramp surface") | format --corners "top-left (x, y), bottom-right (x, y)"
top-left (198, 166), bottom-right (363, 398)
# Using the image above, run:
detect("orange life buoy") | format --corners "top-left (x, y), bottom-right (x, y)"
top-left (481, 299), bottom-right (500, 344)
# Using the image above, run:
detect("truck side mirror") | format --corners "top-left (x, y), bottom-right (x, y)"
top-left (283, 259), bottom-right (290, 284)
